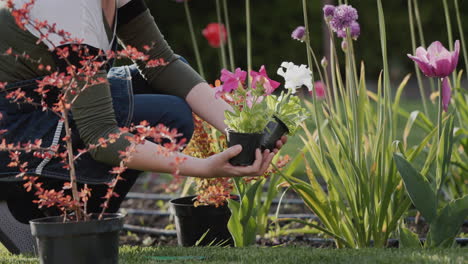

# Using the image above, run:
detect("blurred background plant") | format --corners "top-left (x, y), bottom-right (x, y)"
top-left (146, 0), bottom-right (467, 87)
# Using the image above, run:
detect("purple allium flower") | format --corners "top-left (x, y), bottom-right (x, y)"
top-left (323, 5), bottom-right (336, 21)
top-left (330, 4), bottom-right (358, 32)
top-left (291, 26), bottom-right (306, 42)
top-left (336, 21), bottom-right (360, 40)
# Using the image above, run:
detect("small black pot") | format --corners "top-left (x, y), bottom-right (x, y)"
top-left (261, 117), bottom-right (289, 151)
top-left (226, 130), bottom-right (263, 166)
top-left (30, 214), bottom-right (124, 264)
top-left (170, 196), bottom-right (233, 247)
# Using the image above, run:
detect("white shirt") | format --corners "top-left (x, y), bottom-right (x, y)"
top-left (19, 0), bottom-right (131, 50)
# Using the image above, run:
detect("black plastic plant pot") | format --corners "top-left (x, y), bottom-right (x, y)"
top-left (226, 130), bottom-right (263, 166)
top-left (170, 196), bottom-right (234, 247)
top-left (261, 117), bottom-right (289, 151)
top-left (30, 213), bottom-right (124, 264)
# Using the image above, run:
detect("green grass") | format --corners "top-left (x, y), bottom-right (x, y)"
top-left (1, 245), bottom-right (467, 264)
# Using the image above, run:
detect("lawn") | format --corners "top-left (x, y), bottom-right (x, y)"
top-left (1, 244), bottom-right (467, 264)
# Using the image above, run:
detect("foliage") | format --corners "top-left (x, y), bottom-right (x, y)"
top-left (227, 154), bottom-right (290, 247)
top-left (266, 93), bottom-right (310, 135)
top-left (224, 102), bottom-right (272, 134)
top-left (276, 0), bottom-right (437, 248)
top-left (183, 115), bottom-right (233, 207)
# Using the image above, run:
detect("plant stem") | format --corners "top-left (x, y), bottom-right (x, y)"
top-left (408, 0), bottom-right (429, 116)
top-left (437, 79), bottom-right (443, 142)
top-left (454, 0), bottom-right (468, 83)
top-left (436, 78), bottom-right (442, 208)
top-left (442, 0), bottom-right (457, 84)
top-left (215, 0), bottom-right (227, 70)
top-left (223, 0), bottom-right (236, 71)
top-left (413, 0), bottom-right (436, 93)
top-left (245, 0), bottom-right (252, 88)
top-left (184, 1), bottom-right (205, 79)
top-left (329, 27), bottom-right (341, 116)
top-left (302, 0), bottom-right (313, 71)
top-left (302, 0), bottom-right (324, 162)
top-left (62, 106), bottom-right (82, 221)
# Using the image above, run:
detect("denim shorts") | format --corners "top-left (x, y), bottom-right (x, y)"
top-left (0, 65), bottom-right (142, 184)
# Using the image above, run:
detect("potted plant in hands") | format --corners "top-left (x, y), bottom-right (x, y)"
top-left (218, 66), bottom-right (280, 165)
top-left (261, 62), bottom-right (312, 151)
top-left (170, 115), bottom-right (235, 246)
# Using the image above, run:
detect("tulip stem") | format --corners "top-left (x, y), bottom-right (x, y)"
top-left (184, 1), bottom-right (205, 79)
top-left (437, 79), bottom-right (442, 141)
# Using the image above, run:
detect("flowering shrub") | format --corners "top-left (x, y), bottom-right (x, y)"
top-left (0, 0), bottom-right (185, 221)
top-left (183, 115), bottom-right (233, 207)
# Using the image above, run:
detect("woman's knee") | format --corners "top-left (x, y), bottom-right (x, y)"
top-left (171, 97), bottom-right (194, 143)
top-left (132, 94), bottom-right (194, 143)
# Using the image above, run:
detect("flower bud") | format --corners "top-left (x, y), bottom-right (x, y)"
top-left (341, 40), bottom-right (348, 52)
top-left (321, 57), bottom-right (328, 68)
top-left (291, 26), bottom-right (306, 42)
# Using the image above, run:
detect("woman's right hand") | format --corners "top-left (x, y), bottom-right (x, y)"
top-left (201, 145), bottom-right (275, 178)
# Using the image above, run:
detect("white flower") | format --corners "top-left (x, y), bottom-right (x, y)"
top-left (277, 62), bottom-right (313, 94)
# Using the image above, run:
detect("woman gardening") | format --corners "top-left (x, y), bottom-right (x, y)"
top-left (0, 0), bottom-right (286, 254)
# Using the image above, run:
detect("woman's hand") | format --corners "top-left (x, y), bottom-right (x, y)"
top-left (202, 145), bottom-right (275, 178)
top-left (272, 136), bottom-right (288, 154)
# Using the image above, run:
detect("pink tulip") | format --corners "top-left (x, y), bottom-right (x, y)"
top-left (407, 40), bottom-right (460, 78)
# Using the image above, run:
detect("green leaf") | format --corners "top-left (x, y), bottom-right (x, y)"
top-left (427, 195), bottom-right (468, 248)
top-left (227, 199), bottom-right (244, 247)
top-left (436, 115), bottom-right (455, 191)
top-left (398, 226), bottom-right (421, 248)
top-left (393, 153), bottom-right (437, 223)
top-left (403, 111), bottom-right (420, 149)
top-left (240, 180), bottom-right (262, 225)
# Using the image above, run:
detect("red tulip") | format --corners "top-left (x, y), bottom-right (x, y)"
top-left (202, 23), bottom-right (227, 48)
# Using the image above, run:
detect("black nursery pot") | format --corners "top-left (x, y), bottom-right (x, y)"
top-left (261, 117), bottom-right (289, 151)
top-left (170, 196), bottom-right (234, 247)
top-left (30, 213), bottom-right (124, 264)
top-left (226, 130), bottom-right (263, 166)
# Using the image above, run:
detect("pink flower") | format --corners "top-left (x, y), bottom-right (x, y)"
top-left (246, 92), bottom-right (263, 108)
top-left (311, 81), bottom-right (327, 100)
top-left (250, 65), bottom-right (280, 95)
top-left (214, 68), bottom-right (246, 98)
top-left (407, 40), bottom-right (460, 78)
top-left (442, 77), bottom-right (451, 112)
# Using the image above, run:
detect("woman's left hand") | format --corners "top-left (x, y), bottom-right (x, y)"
top-left (272, 135), bottom-right (288, 154)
